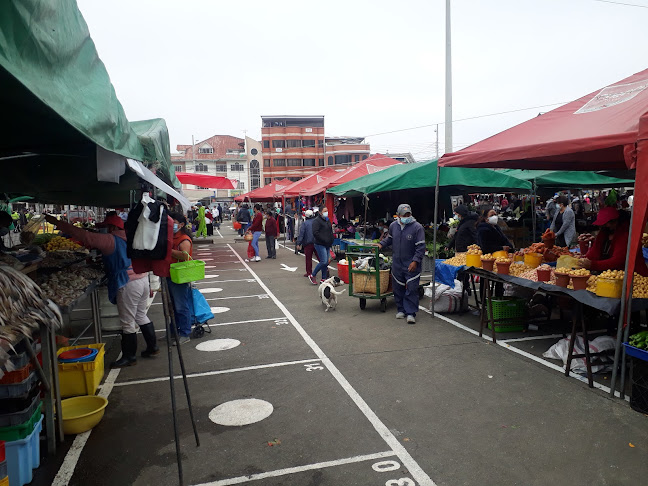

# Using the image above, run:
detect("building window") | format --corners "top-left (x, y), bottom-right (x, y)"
top-left (215, 164), bottom-right (227, 172)
top-left (272, 140), bottom-right (285, 149)
top-left (251, 148), bottom-right (258, 156)
top-left (327, 156), bottom-right (333, 165)
top-left (237, 181), bottom-right (245, 190)
top-left (287, 158), bottom-right (301, 167)
top-left (335, 155), bottom-right (352, 165)
top-left (195, 163), bottom-right (208, 172)
top-left (230, 163), bottom-right (244, 172)
top-left (263, 140), bottom-right (270, 149)
top-left (318, 158), bottom-right (324, 166)
top-left (273, 159), bottom-right (286, 167)
top-left (264, 178), bottom-right (272, 185)
top-left (362, 155), bottom-right (368, 160)
top-left (196, 186), bottom-right (209, 190)
top-left (354, 155), bottom-right (360, 162)
top-left (302, 159), bottom-right (315, 166)
top-left (288, 177), bottom-right (301, 182)
top-left (250, 160), bottom-right (260, 190)
top-left (263, 159), bottom-right (271, 168)
top-left (302, 140), bottom-right (315, 148)
top-left (286, 140), bottom-right (301, 148)
top-left (174, 165), bottom-right (182, 172)
top-left (198, 146), bottom-right (213, 154)
top-left (318, 140), bottom-right (324, 148)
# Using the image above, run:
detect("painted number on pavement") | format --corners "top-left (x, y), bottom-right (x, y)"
top-left (304, 362), bottom-right (324, 372)
top-left (372, 460), bottom-right (416, 486)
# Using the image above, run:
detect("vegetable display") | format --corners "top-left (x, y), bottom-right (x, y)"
top-left (629, 331), bottom-right (648, 350)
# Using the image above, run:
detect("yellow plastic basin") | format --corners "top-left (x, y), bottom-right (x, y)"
top-left (492, 250), bottom-right (509, 259)
top-left (61, 396), bottom-right (108, 435)
top-left (596, 278), bottom-right (623, 298)
top-left (524, 252), bottom-right (543, 269)
top-left (466, 254), bottom-right (482, 268)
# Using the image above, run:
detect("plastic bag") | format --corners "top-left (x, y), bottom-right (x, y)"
top-left (275, 240), bottom-right (279, 250)
top-left (543, 336), bottom-right (616, 373)
top-left (556, 255), bottom-right (580, 269)
top-left (191, 287), bottom-right (214, 324)
top-left (247, 242), bottom-right (255, 259)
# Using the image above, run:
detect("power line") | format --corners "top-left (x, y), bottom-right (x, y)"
top-left (363, 101), bottom-right (568, 138)
top-left (589, 0), bottom-right (648, 8)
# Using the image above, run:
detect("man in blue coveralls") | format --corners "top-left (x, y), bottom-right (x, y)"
top-left (378, 204), bottom-right (426, 324)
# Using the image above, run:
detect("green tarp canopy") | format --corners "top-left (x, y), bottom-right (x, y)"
top-left (328, 159), bottom-right (533, 196)
top-left (0, 0), bottom-right (179, 206)
top-left (498, 169), bottom-right (634, 188)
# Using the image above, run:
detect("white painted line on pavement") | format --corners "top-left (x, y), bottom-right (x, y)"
top-left (277, 242), bottom-right (336, 270)
top-left (499, 329), bottom-right (606, 343)
top-left (193, 451), bottom-right (397, 486)
top-left (420, 307), bottom-right (630, 401)
top-left (230, 243), bottom-right (435, 486)
top-left (204, 294), bottom-right (268, 300)
top-left (52, 368), bottom-right (121, 486)
top-left (216, 228), bottom-right (224, 238)
top-left (113, 358), bottom-right (323, 387)
top-left (194, 279), bottom-right (257, 284)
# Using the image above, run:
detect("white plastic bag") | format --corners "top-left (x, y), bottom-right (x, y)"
top-left (275, 240), bottom-right (279, 250)
top-left (133, 194), bottom-right (162, 250)
top-left (425, 280), bottom-right (466, 313)
top-left (543, 335), bottom-right (616, 373)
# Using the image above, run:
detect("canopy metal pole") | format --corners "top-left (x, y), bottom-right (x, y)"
top-left (363, 194), bottom-right (368, 244)
top-left (532, 179), bottom-right (537, 242)
top-left (431, 163), bottom-right (441, 316)
top-left (609, 193), bottom-right (636, 397)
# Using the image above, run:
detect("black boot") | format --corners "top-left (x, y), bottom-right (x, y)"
top-left (140, 323), bottom-right (160, 358)
top-left (111, 333), bottom-right (137, 368)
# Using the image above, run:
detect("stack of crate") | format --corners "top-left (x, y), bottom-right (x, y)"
top-left (0, 346), bottom-right (42, 486)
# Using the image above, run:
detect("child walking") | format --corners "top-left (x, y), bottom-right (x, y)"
top-left (265, 210), bottom-right (278, 259)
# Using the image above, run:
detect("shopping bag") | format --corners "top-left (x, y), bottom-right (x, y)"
top-left (275, 240), bottom-right (279, 250)
top-left (244, 231), bottom-right (253, 241)
top-left (192, 287), bottom-right (214, 324)
top-left (247, 242), bottom-right (255, 259)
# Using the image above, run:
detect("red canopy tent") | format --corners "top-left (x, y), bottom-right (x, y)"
top-left (234, 179), bottom-right (291, 202)
top-left (274, 168), bottom-right (339, 198)
top-left (439, 68), bottom-right (648, 399)
top-left (175, 172), bottom-right (238, 189)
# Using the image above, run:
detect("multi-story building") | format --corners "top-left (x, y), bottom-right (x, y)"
top-left (171, 134), bottom-right (254, 201)
top-left (261, 116), bottom-right (370, 185)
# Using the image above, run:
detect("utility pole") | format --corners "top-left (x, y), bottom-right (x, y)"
top-left (445, 0), bottom-right (453, 154)
top-left (435, 124), bottom-right (439, 160)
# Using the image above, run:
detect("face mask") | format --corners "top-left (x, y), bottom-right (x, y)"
top-left (173, 223), bottom-right (179, 233)
top-left (322, 211), bottom-right (329, 218)
top-left (400, 216), bottom-right (413, 225)
top-left (488, 215), bottom-right (498, 225)
top-left (453, 214), bottom-right (460, 220)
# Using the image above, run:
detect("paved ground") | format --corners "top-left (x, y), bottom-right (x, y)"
top-left (36, 226), bottom-right (648, 486)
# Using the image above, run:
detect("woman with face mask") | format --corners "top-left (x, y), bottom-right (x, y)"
top-left (550, 195), bottom-right (576, 247)
top-left (476, 208), bottom-right (513, 255)
top-left (166, 212), bottom-right (194, 345)
top-left (310, 205), bottom-right (334, 284)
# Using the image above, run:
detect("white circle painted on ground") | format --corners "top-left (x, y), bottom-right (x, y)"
top-left (196, 338), bottom-right (241, 352)
top-left (199, 288), bottom-right (223, 294)
top-left (209, 399), bottom-right (273, 426)
top-left (210, 306), bottom-right (230, 314)
top-left (203, 274), bottom-right (220, 278)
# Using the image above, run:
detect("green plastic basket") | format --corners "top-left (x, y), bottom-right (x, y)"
top-left (486, 297), bottom-right (526, 332)
top-left (170, 258), bottom-right (205, 284)
top-left (0, 402), bottom-right (42, 441)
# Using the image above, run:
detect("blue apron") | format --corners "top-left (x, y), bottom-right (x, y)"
top-left (103, 236), bottom-right (132, 304)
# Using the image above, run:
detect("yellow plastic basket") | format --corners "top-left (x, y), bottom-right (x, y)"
top-left (57, 343), bottom-right (105, 397)
top-left (170, 255), bottom-right (205, 284)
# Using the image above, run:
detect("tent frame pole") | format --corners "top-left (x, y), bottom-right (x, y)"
top-left (609, 183), bottom-right (636, 398)
top-left (363, 194), bottom-right (368, 244)
top-left (532, 179), bottom-right (537, 242)
top-left (431, 163), bottom-right (441, 316)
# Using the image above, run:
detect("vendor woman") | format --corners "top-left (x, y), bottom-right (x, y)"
top-left (476, 209), bottom-right (513, 254)
top-left (580, 207), bottom-right (648, 276)
top-left (44, 213), bottom-right (158, 366)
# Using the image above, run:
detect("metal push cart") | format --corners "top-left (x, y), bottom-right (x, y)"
top-left (347, 245), bottom-right (394, 312)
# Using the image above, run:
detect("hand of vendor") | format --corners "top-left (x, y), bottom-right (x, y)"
top-left (44, 213), bottom-right (59, 226)
top-left (408, 261), bottom-right (418, 272)
top-left (579, 258), bottom-right (592, 270)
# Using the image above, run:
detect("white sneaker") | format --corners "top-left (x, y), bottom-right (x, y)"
top-left (254, 256), bottom-right (261, 262)
top-left (396, 312), bottom-right (406, 319)
top-left (406, 315), bottom-right (416, 324)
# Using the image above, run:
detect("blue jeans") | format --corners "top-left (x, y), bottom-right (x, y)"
top-left (252, 231), bottom-right (262, 257)
top-left (167, 278), bottom-right (193, 337)
top-left (313, 244), bottom-right (330, 280)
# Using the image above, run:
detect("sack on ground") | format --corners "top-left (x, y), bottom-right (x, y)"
top-left (542, 335), bottom-right (616, 373)
top-left (425, 279), bottom-right (466, 313)
top-left (191, 287), bottom-right (214, 324)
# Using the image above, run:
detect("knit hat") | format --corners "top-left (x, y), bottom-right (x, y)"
top-left (454, 204), bottom-right (469, 217)
top-left (396, 204), bottom-right (412, 216)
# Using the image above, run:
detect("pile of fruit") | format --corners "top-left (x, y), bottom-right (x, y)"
top-left (633, 273), bottom-right (648, 299)
top-left (44, 236), bottom-right (82, 252)
top-left (516, 242), bottom-right (571, 263)
top-left (495, 256), bottom-right (511, 264)
top-left (555, 268), bottom-right (570, 276)
top-left (481, 253), bottom-right (495, 261)
top-left (467, 244), bottom-right (482, 255)
top-left (443, 254), bottom-right (467, 267)
top-left (509, 263), bottom-right (532, 277)
top-left (599, 269), bottom-right (624, 280)
top-left (541, 229), bottom-right (555, 242)
top-left (567, 268), bottom-right (591, 277)
top-left (586, 275), bottom-right (598, 293)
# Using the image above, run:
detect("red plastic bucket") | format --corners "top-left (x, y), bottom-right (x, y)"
top-left (337, 262), bottom-right (349, 284)
top-left (58, 348), bottom-right (92, 361)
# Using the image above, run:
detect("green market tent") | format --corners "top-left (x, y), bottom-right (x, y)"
top-left (0, 0), bottom-right (180, 207)
top-left (328, 159), bottom-right (533, 196)
top-left (498, 169), bottom-right (634, 188)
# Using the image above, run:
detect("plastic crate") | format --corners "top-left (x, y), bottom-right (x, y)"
top-left (486, 297), bottom-right (526, 333)
top-left (5, 415), bottom-right (42, 486)
top-left (0, 394), bottom-right (40, 428)
top-left (0, 365), bottom-right (31, 386)
top-left (0, 403), bottom-right (42, 442)
top-left (57, 343), bottom-right (105, 397)
top-left (0, 374), bottom-right (37, 400)
top-left (6, 353), bottom-right (29, 371)
top-left (0, 382), bottom-right (40, 414)
top-left (630, 357), bottom-right (648, 414)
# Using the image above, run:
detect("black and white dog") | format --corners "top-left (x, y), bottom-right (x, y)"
top-left (318, 276), bottom-right (345, 312)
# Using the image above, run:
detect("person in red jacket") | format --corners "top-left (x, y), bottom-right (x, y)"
top-left (264, 210), bottom-right (278, 259)
top-left (248, 204), bottom-right (264, 262)
top-left (580, 207), bottom-right (648, 276)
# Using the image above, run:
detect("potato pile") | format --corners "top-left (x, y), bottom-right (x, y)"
top-left (45, 236), bottom-right (81, 251)
top-left (509, 263), bottom-right (532, 277)
top-left (496, 257), bottom-right (512, 264)
top-left (444, 254), bottom-right (467, 267)
top-left (554, 268), bottom-right (571, 275)
top-left (481, 253), bottom-right (495, 261)
top-left (633, 273), bottom-right (648, 298)
top-left (467, 244), bottom-right (482, 255)
top-left (568, 268), bottom-right (591, 277)
top-left (587, 275), bottom-right (598, 293)
top-left (599, 269), bottom-right (624, 280)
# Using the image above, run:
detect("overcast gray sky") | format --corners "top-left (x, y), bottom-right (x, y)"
top-left (77, 0), bottom-right (648, 160)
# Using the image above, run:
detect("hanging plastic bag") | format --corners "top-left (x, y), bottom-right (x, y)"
top-left (247, 242), bottom-right (255, 259)
top-left (275, 240), bottom-right (279, 250)
top-left (191, 287), bottom-right (214, 324)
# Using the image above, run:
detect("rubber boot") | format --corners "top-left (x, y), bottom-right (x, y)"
top-left (111, 333), bottom-right (137, 368)
top-left (140, 323), bottom-right (160, 358)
